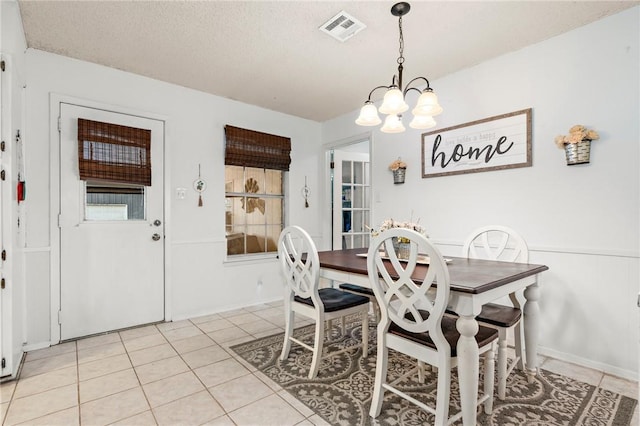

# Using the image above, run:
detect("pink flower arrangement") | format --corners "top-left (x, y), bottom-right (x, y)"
top-left (555, 125), bottom-right (599, 148)
top-left (388, 158), bottom-right (407, 171)
top-left (371, 218), bottom-right (427, 243)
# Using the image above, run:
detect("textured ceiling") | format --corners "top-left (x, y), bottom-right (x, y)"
top-left (17, 1), bottom-right (638, 122)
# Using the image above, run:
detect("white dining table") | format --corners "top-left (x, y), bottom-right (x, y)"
top-left (317, 248), bottom-right (549, 426)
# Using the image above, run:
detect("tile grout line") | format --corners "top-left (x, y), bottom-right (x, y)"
top-left (180, 318), bottom-right (234, 425)
top-left (120, 324), bottom-right (161, 426)
top-left (188, 314), bottom-right (317, 423)
top-left (75, 340), bottom-right (82, 426)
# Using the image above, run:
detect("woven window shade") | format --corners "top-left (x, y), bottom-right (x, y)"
top-left (78, 118), bottom-right (152, 186)
top-left (224, 125), bottom-right (291, 171)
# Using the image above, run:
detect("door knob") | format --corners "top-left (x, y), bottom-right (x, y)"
top-left (152, 233), bottom-right (161, 241)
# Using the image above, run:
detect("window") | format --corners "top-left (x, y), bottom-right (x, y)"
top-left (224, 125), bottom-right (291, 256)
top-left (78, 118), bottom-right (151, 221)
top-left (85, 184), bottom-right (145, 221)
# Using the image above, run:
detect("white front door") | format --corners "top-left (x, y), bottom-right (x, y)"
top-left (59, 103), bottom-right (164, 341)
top-left (332, 150), bottom-right (371, 250)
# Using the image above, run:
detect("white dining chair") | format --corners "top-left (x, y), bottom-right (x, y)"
top-left (278, 225), bottom-right (369, 379)
top-left (462, 225), bottom-right (529, 400)
top-left (338, 282), bottom-right (381, 323)
top-left (368, 227), bottom-right (498, 424)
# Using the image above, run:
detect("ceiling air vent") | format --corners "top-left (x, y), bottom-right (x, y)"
top-left (319, 11), bottom-right (366, 42)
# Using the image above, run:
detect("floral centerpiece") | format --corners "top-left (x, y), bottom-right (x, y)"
top-left (372, 218), bottom-right (427, 243)
top-left (554, 125), bottom-right (599, 165)
top-left (554, 125), bottom-right (599, 148)
top-left (371, 218), bottom-right (426, 259)
top-left (377, 218), bottom-right (426, 236)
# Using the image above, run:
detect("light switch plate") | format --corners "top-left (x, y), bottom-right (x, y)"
top-left (176, 188), bottom-right (187, 199)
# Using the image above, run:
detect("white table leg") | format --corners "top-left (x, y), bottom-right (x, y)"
top-left (509, 292), bottom-right (526, 370)
top-left (523, 281), bottom-right (541, 383)
top-left (456, 315), bottom-right (479, 426)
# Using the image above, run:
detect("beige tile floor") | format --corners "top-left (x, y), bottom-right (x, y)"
top-left (1, 301), bottom-right (638, 426)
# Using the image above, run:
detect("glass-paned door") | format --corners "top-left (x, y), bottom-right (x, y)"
top-left (332, 151), bottom-right (370, 249)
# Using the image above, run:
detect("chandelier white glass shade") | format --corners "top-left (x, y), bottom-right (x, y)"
top-left (381, 114), bottom-right (405, 133)
top-left (355, 2), bottom-right (442, 133)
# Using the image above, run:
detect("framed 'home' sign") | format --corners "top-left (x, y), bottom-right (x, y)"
top-left (421, 108), bottom-right (532, 178)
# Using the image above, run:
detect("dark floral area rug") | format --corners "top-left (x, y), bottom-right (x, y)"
top-left (231, 320), bottom-right (637, 426)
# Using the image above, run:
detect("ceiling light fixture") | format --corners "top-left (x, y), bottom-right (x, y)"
top-left (355, 2), bottom-right (442, 133)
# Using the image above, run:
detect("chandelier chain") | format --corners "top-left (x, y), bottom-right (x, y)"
top-left (355, 2), bottom-right (442, 132)
top-left (397, 15), bottom-right (405, 65)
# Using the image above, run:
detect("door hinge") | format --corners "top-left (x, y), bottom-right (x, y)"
top-left (0, 170), bottom-right (5, 181)
top-left (58, 310), bottom-right (62, 325)
top-left (1, 60), bottom-right (5, 72)
top-left (1, 278), bottom-right (5, 289)
top-left (57, 116), bottom-right (61, 132)
top-left (1, 250), bottom-right (5, 261)
top-left (0, 141), bottom-right (5, 152)
top-left (1, 358), bottom-right (5, 369)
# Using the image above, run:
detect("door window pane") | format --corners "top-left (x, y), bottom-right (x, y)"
top-left (342, 161), bottom-right (352, 183)
top-left (85, 184), bottom-right (145, 221)
top-left (354, 161), bottom-right (364, 184)
top-left (353, 186), bottom-right (363, 208)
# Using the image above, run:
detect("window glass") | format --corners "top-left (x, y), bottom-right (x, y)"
top-left (353, 161), bottom-right (364, 184)
top-left (85, 184), bottom-right (145, 221)
top-left (265, 169), bottom-right (283, 195)
top-left (224, 166), bottom-right (284, 256)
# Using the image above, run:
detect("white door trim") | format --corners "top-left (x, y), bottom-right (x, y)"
top-left (49, 94), bottom-right (171, 344)
top-left (321, 132), bottom-right (375, 252)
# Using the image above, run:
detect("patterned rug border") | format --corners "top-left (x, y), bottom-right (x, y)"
top-left (231, 323), bottom-right (638, 426)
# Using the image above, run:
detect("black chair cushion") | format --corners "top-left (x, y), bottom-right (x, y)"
top-left (338, 283), bottom-right (375, 297)
top-left (389, 310), bottom-right (499, 357)
top-left (446, 302), bottom-right (521, 328)
top-left (475, 303), bottom-right (521, 327)
top-left (294, 288), bottom-right (370, 312)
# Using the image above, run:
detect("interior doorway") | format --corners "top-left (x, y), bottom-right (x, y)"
top-left (329, 138), bottom-right (371, 250)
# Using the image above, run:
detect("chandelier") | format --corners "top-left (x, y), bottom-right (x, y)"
top-left (355, 2), bottom-right (442, 133)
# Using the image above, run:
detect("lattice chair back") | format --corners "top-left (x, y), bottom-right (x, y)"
top-left (367, 228), bottom-right (451, 350)
top-left (277, 226), bottom-right (321, 308)
top-left (462, 225), bottom-right (530, 401)
top-left (463, 225), bottom-right (529, 263)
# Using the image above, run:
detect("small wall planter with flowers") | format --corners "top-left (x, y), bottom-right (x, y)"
top-left (389, 158), bottom-right (407, 184)
top-left (555, 125), bottom-right (599, 165)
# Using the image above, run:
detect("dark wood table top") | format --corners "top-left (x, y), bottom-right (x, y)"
top-left (317, 248), bottom-right (549, 295)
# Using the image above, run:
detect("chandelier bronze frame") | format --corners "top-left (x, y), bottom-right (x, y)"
top-left (355, 2), bottom-right (443, 133)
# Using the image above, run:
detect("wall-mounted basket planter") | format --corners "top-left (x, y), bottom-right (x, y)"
top-left (564, 139), bottom-right (591, 165)
top-left (392, 168), bottom-right (406, 184)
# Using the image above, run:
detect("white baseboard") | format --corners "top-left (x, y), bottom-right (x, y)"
top-left (539, 345), bottom-right (638, 383)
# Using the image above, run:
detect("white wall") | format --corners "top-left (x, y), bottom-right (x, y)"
top-left (322, 7), bottom-right (639, 379)
top-left (22, 49), bottom-right (324, 346)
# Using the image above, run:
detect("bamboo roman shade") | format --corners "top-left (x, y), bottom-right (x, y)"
top-left (224, 125), bottom-right (291, 171)
top-left (78, 119), bottom-right (152, 186)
